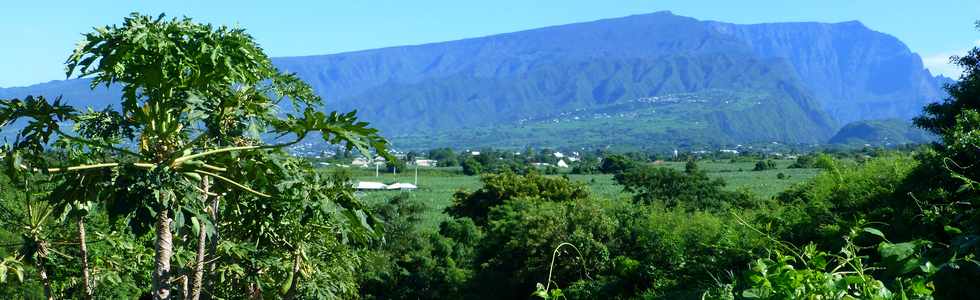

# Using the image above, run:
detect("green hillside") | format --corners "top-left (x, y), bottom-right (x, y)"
top-left (828, 119), bottom-right (934, 145)
top-left (390, 85), bottom-right (832, 150)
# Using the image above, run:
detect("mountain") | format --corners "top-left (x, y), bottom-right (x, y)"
top-left (707, 21), bottom-right (945, 124)
top-left (0, 79), bottom-right (120, 109)
top-left (829, 119), bottom-right (934, 145)
top-left (933, 74), bottom-right (955, 92)
top-left (0, 11), bottom-right (945, 149)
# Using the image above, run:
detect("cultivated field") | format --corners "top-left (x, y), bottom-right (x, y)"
top-left (329, 159), bottom-right (821, 229)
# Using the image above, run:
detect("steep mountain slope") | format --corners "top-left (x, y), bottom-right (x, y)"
top-left (0, 11), bottom-right (944, 148)
top-left (708, 21), bottom-right (946, 124)
top-left (338, 54), bottom-right (834, 140)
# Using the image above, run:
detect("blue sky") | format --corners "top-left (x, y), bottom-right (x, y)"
top-left (2, 0), bottom-right (979, 87)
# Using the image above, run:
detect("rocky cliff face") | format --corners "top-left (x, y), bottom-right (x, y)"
top-left (708, 20), bottom-right (946, 124)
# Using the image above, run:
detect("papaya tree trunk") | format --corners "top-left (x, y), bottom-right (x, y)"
top-left (283, 252), bottom-right (302, 299)
top-left (189, 178), bottom-right (209, 300)
top-left (248, 281), bottom-right (262, 300)
top-left (205, 197), bottom-right (220, 292)
top-left (78, 217), bottom-right (93, 299)
top-left (35, 248), bottom-right (53, 300)
top-left (179, 275), bottom-right (189, 300)
top-left (153, 208), bottom-right (174, 300)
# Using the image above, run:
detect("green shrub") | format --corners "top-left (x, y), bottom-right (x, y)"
top-left (765, 154), bottom-right (918, 246)
top-left (614, 165), bottom-right (757, 211)
top-left (599, 155), bottom-right (636, 174)
top-left (461, 157), bottom-right (483, 175)
top-left (475, 198), bottom-right (614, 299)
top-left (447, 173), bottom-right (589, 225)
top-left (752, 160), bottom-right (777, 171)
top-left (359, 195), bottom-right (481, 299)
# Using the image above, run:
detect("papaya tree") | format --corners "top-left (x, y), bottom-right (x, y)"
top-left (1, 12), bottom-right (389, 299)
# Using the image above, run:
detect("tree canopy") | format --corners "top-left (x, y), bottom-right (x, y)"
top-left (0, 13), bottom-right (389, 299)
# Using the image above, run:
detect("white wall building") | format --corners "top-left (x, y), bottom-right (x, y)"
top-left (414, 159), bottom-right (438, 167)
top-left (556, 159), bottom-right (569, 168)
top-left (355, 181), bottom-right (387, 190)
top-left (386, 183), bottom-right (418, 190)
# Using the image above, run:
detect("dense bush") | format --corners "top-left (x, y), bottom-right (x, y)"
top-left (461, 157), bottom-right (483, 175)
top-left (763, 154), bottom-right (919, 246)
top-left (359, 194), bottom-right (480, 299)
top-left (360, 170), bottom-right (776, 299)
top-left (599, 155), bottom-right (637, 174)
top-left (570, 157), bottom-right (601, 174)
top-left (474, 198), bottom-right (615, 299)
top-left (787, 154), bottom-right (816, 168)
top-left (614, 165), bottom-right (756, 211)
top-left (447, 172), bottom-right (589, 225)
top-left (752, 160), bottom-right (776, 171)
top-left (428, 148), bottom-right (460, 167)
top-left (563, 204), bottom-right (767, 298)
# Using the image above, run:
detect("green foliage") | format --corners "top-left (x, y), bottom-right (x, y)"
top-left (385, 158), bottom-right (407, 173)
top-left (477, 198), bottom-right (612, 299)
top-left (210, 155), bottom-right (372, 298)
top-left (614, 165), bottom-right (755, 211)
top-left (599, 154), bottom-right (637, 174)
top-left (788, 154), bottom-right (817, 169)
top-left (752, 160), bottom-right (776, 171)
top-left (428, 148), bottom-right (459, 167)
top-left (359, 194), bottom-right (480, 299)
top-left (570, 157), bottom-right (601, 175)
top-left (685, 159), bottom-right (700, 174)
top-left (740, 243), bottom-right (895, 299)
top-left (0, 12), bottom-right (389, 299)
top-left (765, 154), bottom-right (918, 246)
top-left (578, 206), bottom-right (765, 298)
top-left (362, 167), bottom-right (773, 299)
top-left (735, 224), bottom-right (946, 300)
top-left (447, 173), bottom-right (589, 225)
top-left (461, 157), bottom-right (483, 176)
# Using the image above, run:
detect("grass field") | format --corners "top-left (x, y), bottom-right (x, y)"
top-left (650, 159), bottom-right (821, 198)
top-left (326, 159), bottom-right (821, 229)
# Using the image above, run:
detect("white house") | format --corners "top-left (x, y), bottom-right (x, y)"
top-left (553, 152), bottom-right (565, 158)
top-left (386, 183), bottom-right (418, 190)
top-left (556, 159), bottom-right (569, 168)
top-left (351, 157), bottom-right (371, 168)
top-left (414, 159), bottom-right (438, 167)
top-left (352, 157), bottom-right (387, 168)
top-left (355, 181), bottom-right (387, 190)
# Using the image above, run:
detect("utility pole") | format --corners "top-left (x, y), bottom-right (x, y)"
top-left (414, 164), bottom-right (419, 186)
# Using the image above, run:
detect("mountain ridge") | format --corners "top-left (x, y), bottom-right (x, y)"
top-left (0, 11), bottom-right (946, 149)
